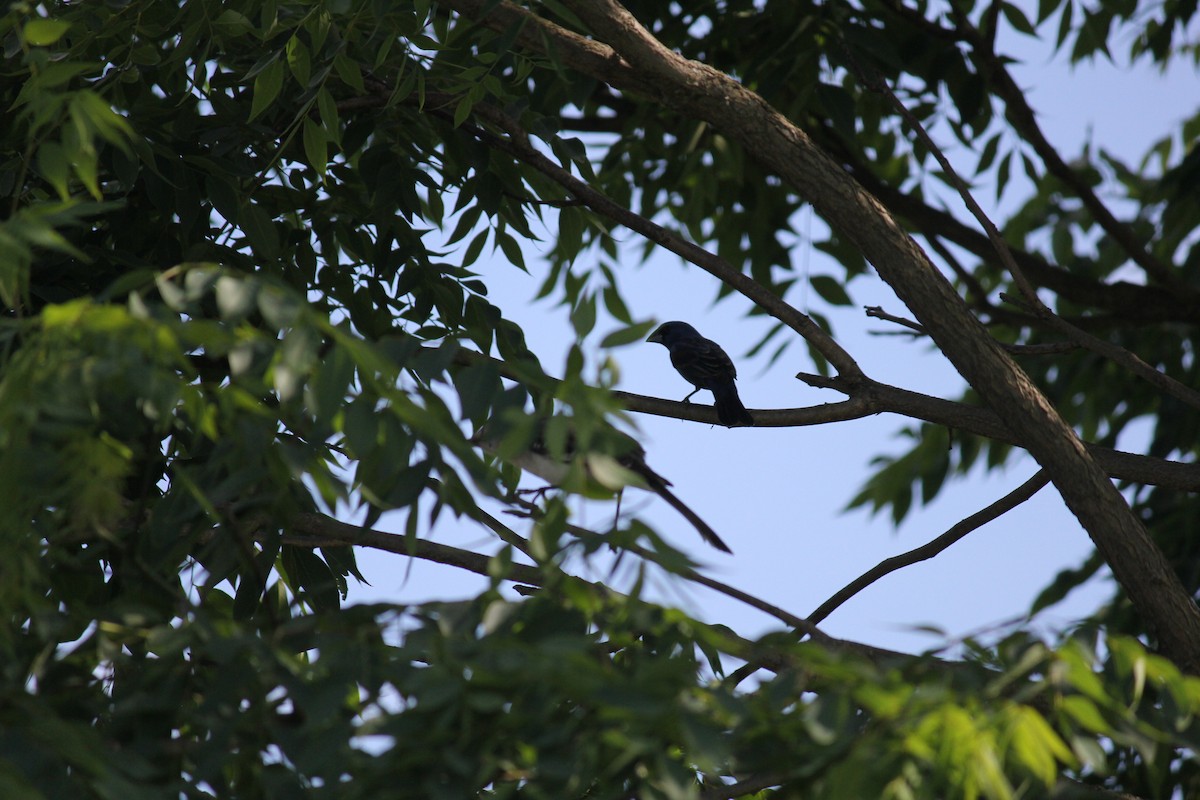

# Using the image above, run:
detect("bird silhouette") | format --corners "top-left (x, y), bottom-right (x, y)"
top-left (647, 321), bottom-right (753, 427)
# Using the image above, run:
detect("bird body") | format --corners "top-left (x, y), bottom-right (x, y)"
top-left (647, 321), bottom-right (753, 427)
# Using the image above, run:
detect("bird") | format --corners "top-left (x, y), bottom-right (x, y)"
top-left (474, 416), bottom-right (732, 554)
top-left (646, 321), bottom-right (753, 427)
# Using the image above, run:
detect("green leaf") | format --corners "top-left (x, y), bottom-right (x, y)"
top-left (558, 205), bottom-right (586, 257)
top-left (333, 51), bottom-right (364, 93)
top-left (461, 229), bottom-right (488, 268)
top-left (1001, 2), bottom-right (1038, 35)
top-left (453, 95), bottom-right (474, 128)
top-left (995, 151), bottom-right (1013, 199)
top-left (1059, 696), bottom-right (1110, 734)
top-left (280, 546), bottom-right (341, 612)
top-left (600, 321), bottom-right (656, 348)
top-left (239, 203), bottom-right (280, 260)
top-left (570, 292), bottom-right (597, 339)
top-left (452, 361), bottom-right (502, 423)
top-left (212, 8), bottom-right (255, 38)
top-left (303, 118), bottom-right (327, 179)
top-left (286, 35), bottom-right (311, 85)
top-left (976, 132), bottom-right (1002, 174)
top-left (1005, 705), bottom-right (1076, 784)
top-left (23, 19), bottom-right (71, 46)
top-left (601, 284), bottom-right (632, 324)
top-left (497, 231), bottom-right (527, 271)
top-left (317, 87), bottom-right (341, 144)
top-left (249, 58), bottom-right (285, 122)
top-left (37, 142), bottom-right (71, 200)
top-left (810, 275), bottom-right (852, 306)
top-left (1037, 0), bottom-right (1064, 24)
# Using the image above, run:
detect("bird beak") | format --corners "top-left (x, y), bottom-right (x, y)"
top-left (646, 329), bottom-right (662, 344)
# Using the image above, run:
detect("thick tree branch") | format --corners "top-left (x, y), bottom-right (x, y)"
top-left (535, 0), bottom-right (1200, 671)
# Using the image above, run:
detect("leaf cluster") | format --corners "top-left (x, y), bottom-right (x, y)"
top-left (2, 0), bottom-right (1199, 797)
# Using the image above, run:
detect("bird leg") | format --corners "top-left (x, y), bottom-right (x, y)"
top-left (681, 388), bottom-right (700, 403)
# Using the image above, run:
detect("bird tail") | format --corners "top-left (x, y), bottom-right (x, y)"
top-left (713, 384), bottom-right (753, 427)
top-left (651, 483), bottom-right (733, 554)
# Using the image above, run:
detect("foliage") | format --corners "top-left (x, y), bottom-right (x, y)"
top-left (0, 0), bottom-right (1198, 797)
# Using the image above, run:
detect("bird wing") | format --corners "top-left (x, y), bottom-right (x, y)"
top-left (669, 337), bottom-right (738, 386)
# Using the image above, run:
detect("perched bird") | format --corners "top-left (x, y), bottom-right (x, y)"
top-left (475, 416), bottom-right (732, 554)
top-left (647, 321), bottom-right (753, 427)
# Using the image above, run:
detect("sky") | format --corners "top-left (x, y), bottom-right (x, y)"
top-left (341, 9), bottom-right (1198, 658)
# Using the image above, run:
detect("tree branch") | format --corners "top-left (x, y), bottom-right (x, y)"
top-left (531, 0), bottom-right (1200, 670)
top-left (817, 122), bottom-right (1200, 329)
top-left (451, 345), bottom-right (1200, 492)
top-left (866, 305), bottom-right (1079, 355)
top-left (808, 471), bottom-right (1050, 626)
top-left (846, 47), bottom-right (1200, 413)
top-left (793, 370), bottom-right (1200, 492)
top-left (1002, 290), bottom-right (1200, 412)
top-left (457, 98), bottom-right (862, 378)
top-left (283, 510), bottom-right (937, 672)
top-left (286, 510), bottom-right (545, 585)
top-left (944, 3), bottom-right (1188, 293)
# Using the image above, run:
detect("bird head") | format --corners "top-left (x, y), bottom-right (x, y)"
top-left (646, 321), bottom-right (701, 347)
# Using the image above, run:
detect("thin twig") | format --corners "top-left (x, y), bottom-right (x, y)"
top-left (807, 471), bottom-right (1050, 626)
top-left (1004, 341), bottom-right (1078, 356)
top-left (865, 305), bottom-right (925, 333)
top-left (865, 305), bottom-right (1075, 355)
